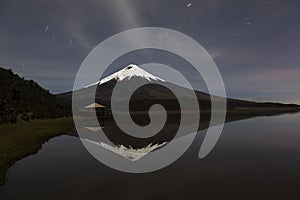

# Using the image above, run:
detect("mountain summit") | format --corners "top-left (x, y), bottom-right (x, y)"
top-left (64, 63), bottom-right (300, 114)
top-left (85, 64), bottom-right (165, 88)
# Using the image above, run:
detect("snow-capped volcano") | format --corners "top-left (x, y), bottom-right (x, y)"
top-left (85, 64), bottom-right (165, 88)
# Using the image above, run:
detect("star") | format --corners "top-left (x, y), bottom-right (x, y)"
top-left (243, 18), bottom-right (252, 25)
top-left (44, 24), bottom-right (50, 33)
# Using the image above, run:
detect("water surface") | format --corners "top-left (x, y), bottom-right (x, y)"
top-left (1, 113), bottom-right (300, 199)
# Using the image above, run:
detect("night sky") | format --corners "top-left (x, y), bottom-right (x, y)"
top-left (0, 0), bottom-right (299, 104)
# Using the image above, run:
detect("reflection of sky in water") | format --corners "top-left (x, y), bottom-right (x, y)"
top-left (1, 113), bottom-right (300, 199)
top-left (219, 113), bottom-right (300, 151)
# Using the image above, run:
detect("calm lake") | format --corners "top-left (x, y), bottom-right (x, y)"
top-left (1, 113), bottom-right (300, 199)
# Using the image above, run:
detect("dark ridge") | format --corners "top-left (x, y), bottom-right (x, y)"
top-left (0, 67), bottom-right (71, 124)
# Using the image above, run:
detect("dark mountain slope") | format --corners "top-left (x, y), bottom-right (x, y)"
top-left (0, 67), bottom-right (71, 123)
top-left (64, 76), bottom-right (299, 113)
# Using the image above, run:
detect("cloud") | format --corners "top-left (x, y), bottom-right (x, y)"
top-left (102, 0), bottom-right (144, 29)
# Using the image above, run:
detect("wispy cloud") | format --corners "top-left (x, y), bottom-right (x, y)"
top-left (102, 0), bottom-right (144, 29)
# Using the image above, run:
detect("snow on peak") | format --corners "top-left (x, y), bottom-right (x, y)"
top-left (85, 64), bottom-right (165, 88)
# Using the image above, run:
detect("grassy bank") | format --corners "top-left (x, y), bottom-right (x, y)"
top-left (0, 117), bottom-right (74, 185)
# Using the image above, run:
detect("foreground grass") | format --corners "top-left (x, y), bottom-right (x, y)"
top-left (0, 117), bottom-right (74, 185)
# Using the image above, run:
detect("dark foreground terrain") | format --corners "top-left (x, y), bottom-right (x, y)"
top-left (0, 118), bottom-right (74, 185)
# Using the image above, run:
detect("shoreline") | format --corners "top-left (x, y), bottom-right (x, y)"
top-left (0, 118), bottom-right (74, 186)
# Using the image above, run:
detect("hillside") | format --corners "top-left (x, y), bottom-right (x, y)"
top-left (63, 64), bottom-right (299, 115)
top-left (0, 67), bottom-right (71, 124)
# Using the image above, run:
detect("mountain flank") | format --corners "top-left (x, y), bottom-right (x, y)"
top-left (64, 64), bottom-right (299, 115)
top-left (0, 67), bottom-right (71, 124)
